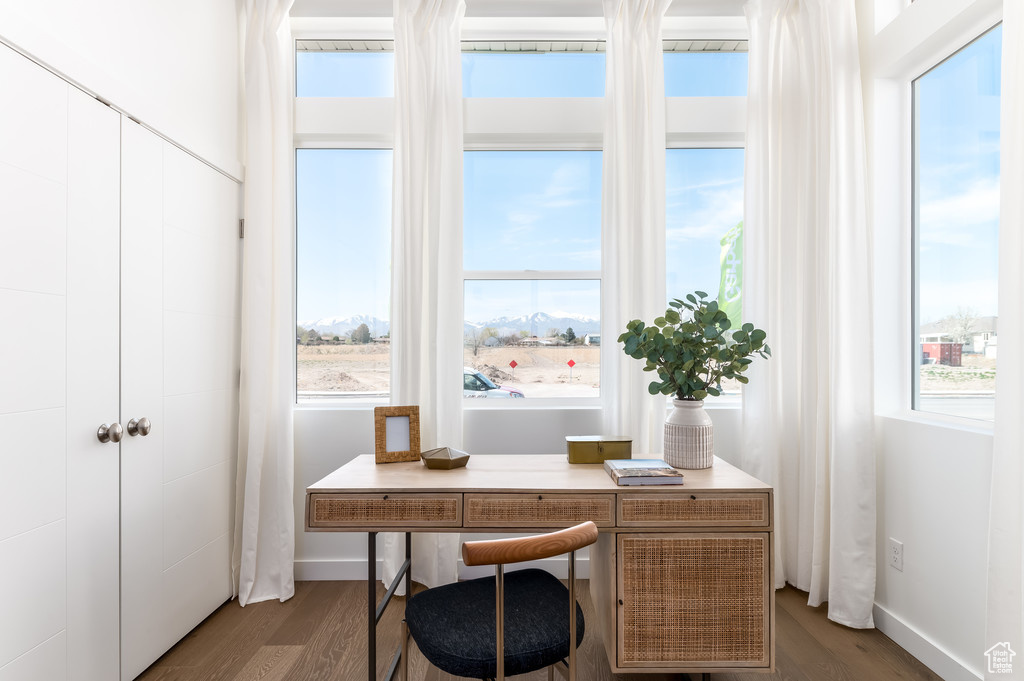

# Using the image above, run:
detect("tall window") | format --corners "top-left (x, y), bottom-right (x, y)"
top-left (666, 148), bottom-right (745, 394)
top-left (464, 151), bottom-right (602, 399)
top-left (913, 25), bottom-right (1001, 421)
top-left (296, 149), bottom-right (392, 399)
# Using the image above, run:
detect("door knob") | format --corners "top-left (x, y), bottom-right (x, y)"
top-left (127, 417), bottom-right (152, 437)
top-left (97, 423), bottom-right (123, 443)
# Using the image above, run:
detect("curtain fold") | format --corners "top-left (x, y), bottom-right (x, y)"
top-left (233, 0), bottom-right (297, 606)
top-left (741, 0), bottom-right (876, 627)
top-left (985, 2), bottom-right (1024, 676)
top-left (600, 0), bottom-right (671, 453)
top-left (383, 0), bottom-right (466, 593)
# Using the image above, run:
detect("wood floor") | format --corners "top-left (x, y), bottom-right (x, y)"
top-left (137, 581), bottom-right (944, 681)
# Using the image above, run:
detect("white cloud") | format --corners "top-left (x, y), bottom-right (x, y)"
top-left (666, 185), bottom-right (744, 244)
top-left (666, 176), bottom-right (742, 197)
top-left (918, 179), bottom-right (999, 246)
top-left (507, 211), bottom-right (541, 226)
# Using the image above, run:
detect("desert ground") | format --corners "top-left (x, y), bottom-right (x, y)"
top-left (297, 342), bottom-right (997, 405)
top-left (918, 353), bottom-right (996, 392)
top-left (297, 343), bottom-right (601, 397)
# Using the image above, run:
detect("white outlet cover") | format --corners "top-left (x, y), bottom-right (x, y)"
top-left (888, 538), bottom-right (904, 571)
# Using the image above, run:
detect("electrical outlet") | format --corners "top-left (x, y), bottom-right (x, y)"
top-left (888, 538), bottom-right (904, 571)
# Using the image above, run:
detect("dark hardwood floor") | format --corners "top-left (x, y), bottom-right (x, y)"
top-left (137, 581), bottom-right (943, 681)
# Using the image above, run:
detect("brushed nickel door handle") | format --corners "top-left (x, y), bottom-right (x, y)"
top-left (127, 417), bottom-right (152, 437)
top-left (97, 422), bottom-right (123, 444)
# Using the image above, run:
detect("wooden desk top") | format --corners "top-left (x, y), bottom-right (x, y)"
top-left (307, 454), bottom-right (771, 495)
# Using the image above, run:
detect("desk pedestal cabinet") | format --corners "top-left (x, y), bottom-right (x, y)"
top-left (306, 455), bottom-right (774, 677)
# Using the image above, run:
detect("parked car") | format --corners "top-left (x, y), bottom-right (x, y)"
top-left (463, 368), bottom-right (524, 398)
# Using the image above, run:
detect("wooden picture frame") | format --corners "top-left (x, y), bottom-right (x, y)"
top-left (374, 405), bottom-right (421, 463)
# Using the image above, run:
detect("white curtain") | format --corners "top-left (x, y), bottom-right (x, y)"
top-left (382, 0), bottom-right (466, 593)
top-left (600, 0), bottom-right (671, 453)
top-left (985, 3), bottom-right (1024, 676)
top-left (233, 0), bottom-right (296, 606)
top-left (741, 0), bottom-right (876, 627)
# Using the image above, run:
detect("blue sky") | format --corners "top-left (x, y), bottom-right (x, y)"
top-left (296, 149), bottom-right (392, 324)
top-left (915, 25), bottom-right (1001, 324)
top-left (666, 148), bottom-right (744, 300)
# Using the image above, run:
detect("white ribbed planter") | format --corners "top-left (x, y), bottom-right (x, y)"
top-left (664, 399), bottom-right (713, 469)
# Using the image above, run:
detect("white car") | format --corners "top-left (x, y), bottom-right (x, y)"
top-left (463, 368), bottom-right (524, 398)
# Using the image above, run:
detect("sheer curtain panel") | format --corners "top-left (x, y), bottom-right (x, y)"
top-left (985, 2), bottom-right (1024, 676)
top-left (233, 0), bottom-right (297, 605)
top-left (383, 0), bottom-right (466, 593)
top-left (741, 0), bottom-right (876, 627)
top-left (600, 0), bottom-right (671, 453)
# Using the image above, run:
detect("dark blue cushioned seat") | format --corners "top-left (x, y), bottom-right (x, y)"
top-left (405, 568), bottom-right (585, 679)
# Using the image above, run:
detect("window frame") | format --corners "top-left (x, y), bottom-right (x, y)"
top-left (871, 0), bottom-right (1002, 428)
top-left (909, 22), bottom-right (1001, 423)
top-left (462, 147), bottom-right (604, 407)
top-left (664, 143), bottom-right (747, 407)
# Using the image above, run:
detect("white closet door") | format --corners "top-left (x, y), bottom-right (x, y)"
top-left (66, 87), bottom-right (121, 681)
top-left (0, 46), bottom-right (120, 681)
top-left (0, 44), bottom-right (72, 681)
top-left (120, 120), bottom-right (240, 680)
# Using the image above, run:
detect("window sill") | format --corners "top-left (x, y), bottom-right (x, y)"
top-left (876, 409), bottom-right (994, 436)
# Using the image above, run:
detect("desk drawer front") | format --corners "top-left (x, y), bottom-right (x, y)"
top-left (618, 533), bottom-right (769, 667)
top-left (309, 494), bottom-right (462, 528)
top-left (465, 494), bottom-right (615, 527)
top-left (619, 493), bottom-right (769, 527)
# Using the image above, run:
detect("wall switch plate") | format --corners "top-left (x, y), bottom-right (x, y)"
top-left (888, 538), bottom-right (904, 571)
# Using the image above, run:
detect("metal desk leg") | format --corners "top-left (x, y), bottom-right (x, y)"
top-left (368, 531), bottom-right (412, 681)
top-left (368, 531), bottom-right (377, 681)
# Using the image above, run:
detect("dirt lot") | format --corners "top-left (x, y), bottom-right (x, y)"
top-left (297, 343), bottom-right (600, 397)
top-left (918, 353), bottom-right (996, 393)
top-left (297, 343), bottom-right (997, 398)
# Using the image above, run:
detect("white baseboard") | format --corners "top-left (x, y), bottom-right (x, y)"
top-left (873, 602), bottom-right (982, 681)
top-left (294, 556), bottom-right (591, 582)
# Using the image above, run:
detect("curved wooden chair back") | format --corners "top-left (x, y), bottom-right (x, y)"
top-left (461, 520), bottom-right (599, 567)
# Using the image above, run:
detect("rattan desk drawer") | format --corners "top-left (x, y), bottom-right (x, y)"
top-left (619, 493), bottom-right (770, 528)
top-left (308, 493), bottom-right (462, 528)
top-left (464, 493), bottom-right (615, 528)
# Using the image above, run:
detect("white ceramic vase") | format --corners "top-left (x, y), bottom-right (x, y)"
top-left (664, 399), bottom-right (714, 469)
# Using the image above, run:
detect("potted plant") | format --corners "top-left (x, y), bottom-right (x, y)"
top-left (617, 290), bottom-right (770, 469)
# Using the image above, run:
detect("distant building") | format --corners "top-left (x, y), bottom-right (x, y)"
top-left (584, 333), bottom-right (600, 346)
top-left (919, 316), bottom-right (997, 359)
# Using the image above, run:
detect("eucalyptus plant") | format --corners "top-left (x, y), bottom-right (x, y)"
top-left (618, 290), bottom-right (771, 401)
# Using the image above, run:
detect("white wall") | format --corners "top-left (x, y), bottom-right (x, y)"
top-left (874, 417), bottom-right (992, 681)
top-left (0, 0), bottom-right (242, 177)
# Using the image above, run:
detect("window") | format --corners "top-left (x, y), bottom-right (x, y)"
top-left (462, 42), bottom-right (605, 97)
top-left (464, 151), bottom-right (602, 399)
top-left (666, 147), bottom-right (745, 394)
top-left (664, 42), bottom-right (748, 97)
top-left (295, 41), bottom-right (394, 97)
top-left (296, 149), bottom-right (392, 399)
top-left (293, 28), bottom-right (746, 406)
top-left (912, 25), bottom-right (1001, 421)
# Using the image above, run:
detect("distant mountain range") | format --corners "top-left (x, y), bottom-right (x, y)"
top-left (299, 311), bottom-right (600, 338)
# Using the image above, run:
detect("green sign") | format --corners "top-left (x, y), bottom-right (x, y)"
top-left (718, 221), bottom-right (743, 328)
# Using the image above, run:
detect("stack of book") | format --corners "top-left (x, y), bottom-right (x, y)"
top-left (603, 459), bottom-right (684, 486)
